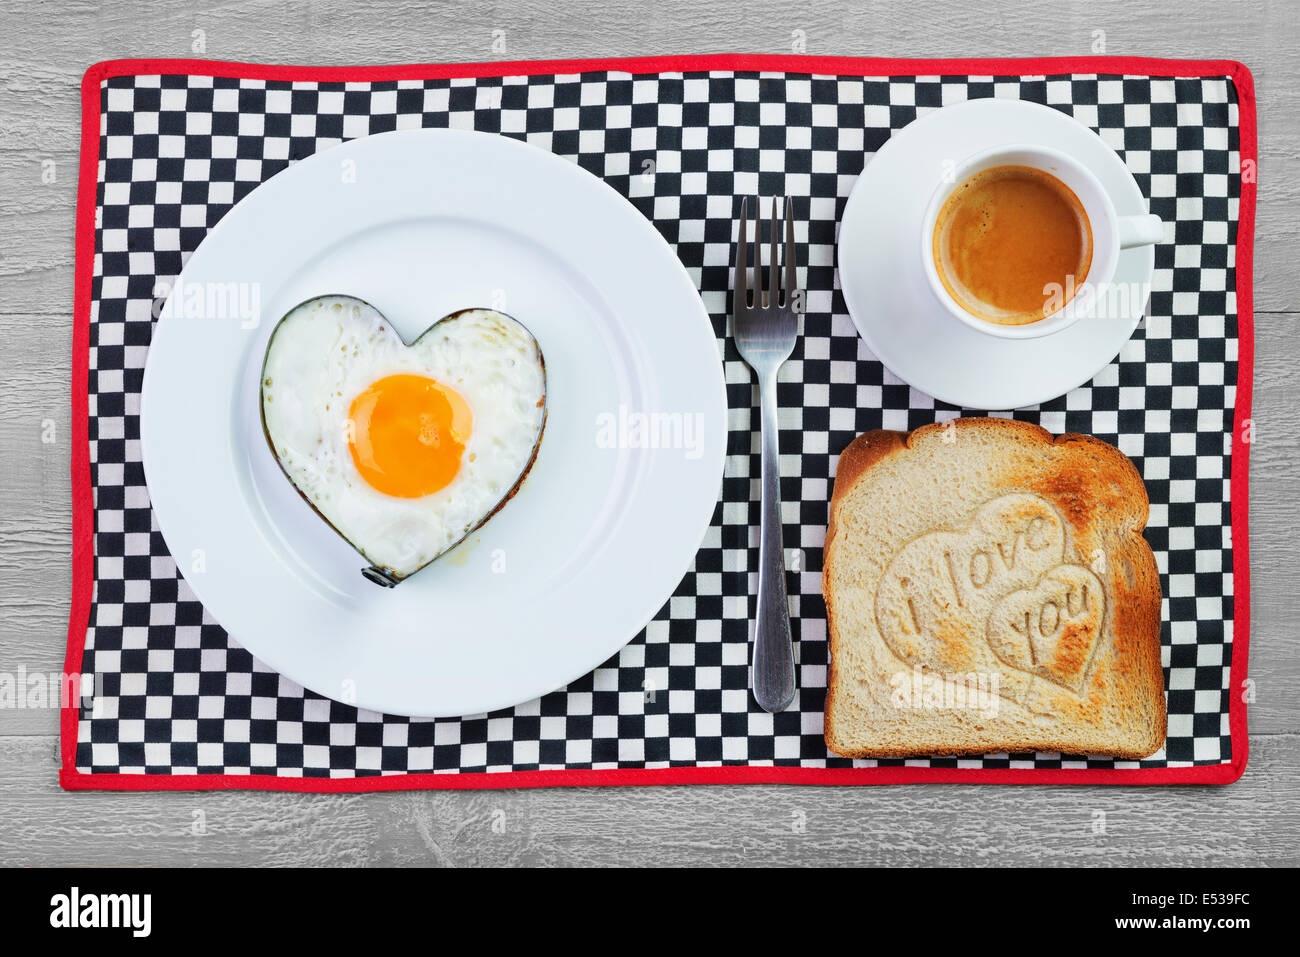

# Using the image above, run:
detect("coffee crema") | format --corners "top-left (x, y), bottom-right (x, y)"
top-left (932, 164), bottom-right (1093, 325)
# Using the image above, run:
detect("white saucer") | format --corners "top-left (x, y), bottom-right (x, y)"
top-left (837, 98), bottom-right (1158, 410)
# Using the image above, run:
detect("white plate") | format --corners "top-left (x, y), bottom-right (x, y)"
top-left (838, 98), bottom-right (1158, 410)
top-left (140, 129), bottom-right (727, 717)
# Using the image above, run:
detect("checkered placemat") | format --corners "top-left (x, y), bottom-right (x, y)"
top-left (63, 56), bottom-right (1254, 789)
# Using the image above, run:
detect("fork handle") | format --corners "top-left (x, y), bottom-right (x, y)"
top-left (753, 368), bottom-right (796, 713)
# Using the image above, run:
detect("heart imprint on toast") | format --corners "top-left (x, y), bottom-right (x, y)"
top-left (875, 493), bottom-right (1105, 702)
top-left (822, 417), bottom-right (1166, 760)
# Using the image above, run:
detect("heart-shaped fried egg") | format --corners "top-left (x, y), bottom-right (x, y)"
top-left (260, 295), bottom-right (546, 585)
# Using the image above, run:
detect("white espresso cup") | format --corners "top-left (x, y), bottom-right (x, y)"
top-left (920, 144), bottom-right (1164, 340)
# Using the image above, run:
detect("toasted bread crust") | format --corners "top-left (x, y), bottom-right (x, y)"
top-left (824, 417), bottom-right (1165, 760)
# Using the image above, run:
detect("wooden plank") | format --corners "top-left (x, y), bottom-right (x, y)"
top-left (0, 732), bottom-right (1293, 865)
top-left (1, 0), bottom-right (1297, 314)
top-left (3, 308), bottom-right (1295, 738)
top-left (0, 0), bottom-right (1296, 865)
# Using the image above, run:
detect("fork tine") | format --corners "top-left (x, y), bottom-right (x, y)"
top-left (769, 197), bottom-right (780, 310)
top-left (751, 196), bottom-right (764, 308)
top-left (784, 197), bottom-right (796, 309)
top-left (735, 196), bottom-right (749, 314)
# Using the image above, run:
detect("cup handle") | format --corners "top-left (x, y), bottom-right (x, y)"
top-left (1118, 213), bottom-right (1164, 249)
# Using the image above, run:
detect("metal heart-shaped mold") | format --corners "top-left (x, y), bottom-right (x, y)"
top-left (259, 294), bottom-right (546, 587)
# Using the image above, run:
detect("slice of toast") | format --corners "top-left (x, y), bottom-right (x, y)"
top-left (823, 417), bottom-right (1165, 760)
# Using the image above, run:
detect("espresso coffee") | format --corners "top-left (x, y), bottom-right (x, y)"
top-left (932, 164), bottom-right (1092, 325)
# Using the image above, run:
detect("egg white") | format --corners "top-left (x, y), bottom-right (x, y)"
top-left (261, 296), bottom-right (546, 580)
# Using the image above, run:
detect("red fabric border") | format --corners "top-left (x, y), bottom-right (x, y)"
top-left (62, 54), bottom-right (1256, 792)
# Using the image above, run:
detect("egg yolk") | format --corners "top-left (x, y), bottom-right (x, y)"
top-left (347, 374), bottom-right (472, 498)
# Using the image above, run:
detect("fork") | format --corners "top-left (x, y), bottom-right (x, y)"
top-left (733, 196), bottom-right (799, 714)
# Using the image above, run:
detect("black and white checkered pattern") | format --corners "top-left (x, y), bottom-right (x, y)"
top-left (77, 68), bottom-right (1240, 777)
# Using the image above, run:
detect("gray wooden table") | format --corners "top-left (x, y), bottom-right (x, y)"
top-left (1, 0), bottom-right (1296, 867)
